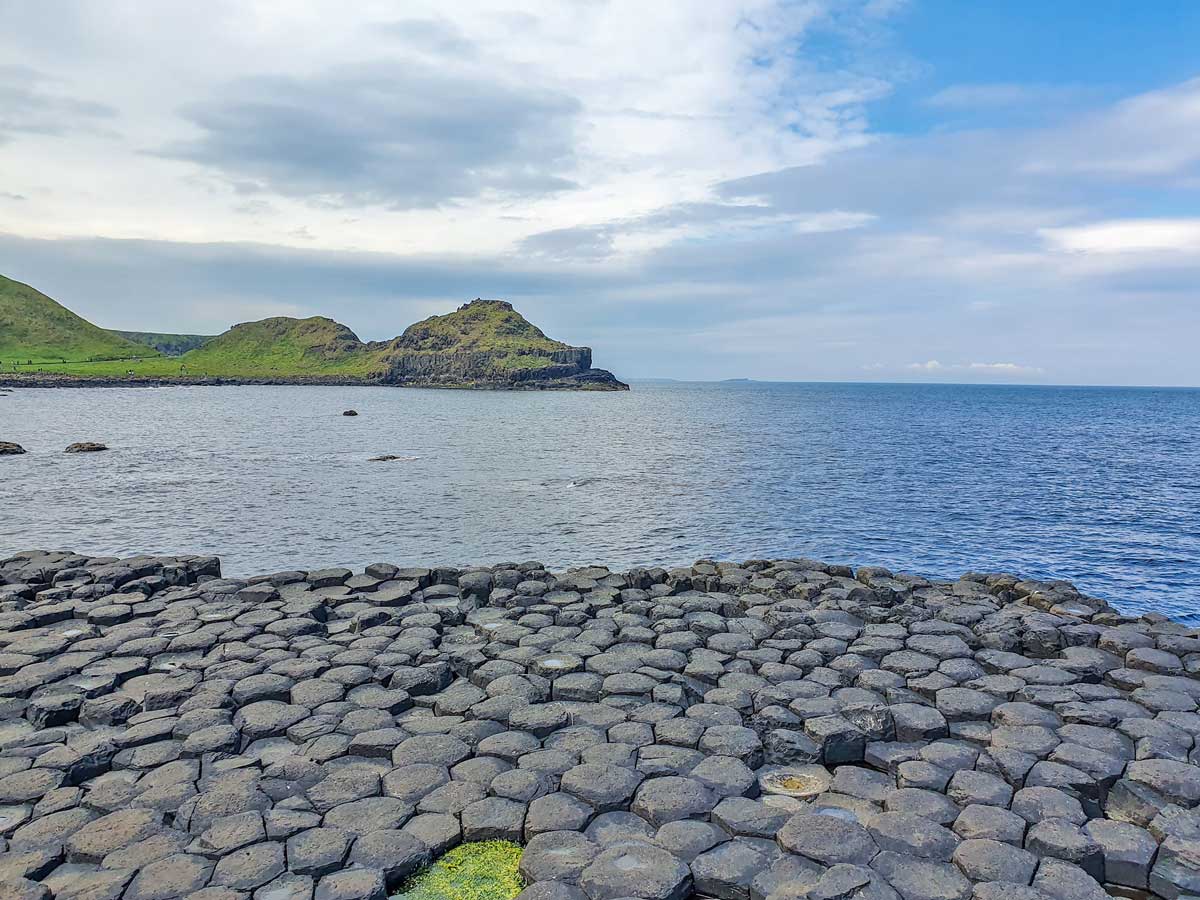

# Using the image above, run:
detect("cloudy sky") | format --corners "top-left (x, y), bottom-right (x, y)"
top-left (1, 0), bottom-right (1198, 385)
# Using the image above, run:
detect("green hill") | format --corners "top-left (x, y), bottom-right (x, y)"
top-left (179, 316), bottom-right (379, 377)
top-left (0, 275), bottom-right (161, 364)
top-left (109, 330), bottom-right (215, 356)
top-left (391, 299), bottom-right (568, 354)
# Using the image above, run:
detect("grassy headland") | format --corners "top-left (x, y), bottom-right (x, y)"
top-left (0, 278), bottom-right (628, 389)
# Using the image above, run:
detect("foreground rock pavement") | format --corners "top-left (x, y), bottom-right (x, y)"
top-left (1, 550), bottom-right (1199, 900)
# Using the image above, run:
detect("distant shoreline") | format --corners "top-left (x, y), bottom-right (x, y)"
top-left (0, 373), bottom-right (629, 391)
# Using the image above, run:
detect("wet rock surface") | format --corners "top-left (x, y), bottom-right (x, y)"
top-left (0, 549), bottom-right (1198, 900)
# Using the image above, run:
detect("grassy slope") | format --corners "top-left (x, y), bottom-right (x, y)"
top-left (0, 275), bottom-right (161, 364)
top-left (109, 330), bottom-right (215, 356)
top-left (177, 316), bottom-right (380, 376)
top-left (386, 300), bottom-right (567, 371)
top-left (7, 317), bottom-right (379, 378)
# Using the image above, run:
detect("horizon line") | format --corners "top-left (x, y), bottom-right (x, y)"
top-left (624, 377), bottom-right (1200, 390)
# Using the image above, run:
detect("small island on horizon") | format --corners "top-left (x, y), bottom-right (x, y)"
top-left (0, 274), bottom-right (628, 391)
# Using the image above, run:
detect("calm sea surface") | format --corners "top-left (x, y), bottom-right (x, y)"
top-left (2, 382), bottom-right (1198, 620)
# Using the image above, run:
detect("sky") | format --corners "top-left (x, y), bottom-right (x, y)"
top-left (1, 1), bottom-right (1198, 385)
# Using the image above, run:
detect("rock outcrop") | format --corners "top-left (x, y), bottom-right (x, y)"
top-left (0, 550), bottom-right (1197, 899)
top-left (369, 300), bottom-right (627, 391)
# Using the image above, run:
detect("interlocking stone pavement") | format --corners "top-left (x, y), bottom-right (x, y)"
top-left (0, 550), bottom-right (1198, 900)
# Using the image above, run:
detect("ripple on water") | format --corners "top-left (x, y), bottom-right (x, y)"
top-left (2, 382), bottom-right (1198, 620)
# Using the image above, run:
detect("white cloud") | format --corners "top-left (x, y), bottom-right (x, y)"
top-left (904, 360), bottom-right (1043, 377)
top-left (0, 0), bottom-right (895, 255)
top-left (1022, 77), bottom-right (1200, 177)
top-left (925, 82), bottom-right (1086, 110)
top-left (1040, 219), bottom-right (1200, 254)
top-left (967, 362), bottom-right (1044, 375)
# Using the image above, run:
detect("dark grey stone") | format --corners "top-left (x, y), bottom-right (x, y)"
top-left (579, 843), bottom-right (691, 900)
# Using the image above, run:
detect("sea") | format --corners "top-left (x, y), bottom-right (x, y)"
top-left (2, 381), bottom-right (1198, 621)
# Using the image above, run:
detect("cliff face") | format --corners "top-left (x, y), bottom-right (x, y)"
top-left (369, 300), bottom-right (628, 390)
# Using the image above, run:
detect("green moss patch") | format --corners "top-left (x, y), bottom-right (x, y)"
top-left (393, 840), bottom-right (524, 900)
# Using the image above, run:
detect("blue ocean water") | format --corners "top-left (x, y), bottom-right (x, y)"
top-left (2, 381), bottom-right (1197, 620)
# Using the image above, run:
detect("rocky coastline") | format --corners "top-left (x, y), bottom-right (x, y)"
top-left (0, 370), bottom-right (628, 391)
top-left (0, 550), bottom-right (1197, 900)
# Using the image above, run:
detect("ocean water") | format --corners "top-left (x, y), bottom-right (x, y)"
top-left (2, 382), bottom-right (1198, 620)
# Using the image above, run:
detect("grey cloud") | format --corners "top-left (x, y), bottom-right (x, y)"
top-left (160, 62), bottom-right (580, 208)
top-left (374, 18), bottom-right (478, 57)
top-left (518, 201), bottom-right (788, 260)
top-left (0, 232), bottom-right (619, 335)
top-left (0, 65), bottom-right (117, 142)
top-left (520, 225), bottom-right (616, 261)
top-left (716, 133), bottom-right (1024, 222)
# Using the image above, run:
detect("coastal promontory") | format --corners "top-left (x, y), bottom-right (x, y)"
top-left (0, 274), bottom-right (628, 390)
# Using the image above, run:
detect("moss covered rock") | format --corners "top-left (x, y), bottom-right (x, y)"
top-left (393, 840), bottom-right (524, 900)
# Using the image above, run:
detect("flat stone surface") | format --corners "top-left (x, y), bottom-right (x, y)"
top-left (869, 812), bottom-right (960, 861)
top-left (951, 839), bottom-right (1037, 884)
top-left (778, 811), bottom-right (879, 865)
top-left (0, 549), bottom-right (1196, 900)
top-left (872, 850), bottom-right (972, 900)
top-left (65, 808), bottom-right (163, 863)
top-left (210, 841), bottom-right (285, 890)
top-left (579, 843), bottom-right (691, 900)
top-left (518, 831), bottom-right (598, 885)
top-left (124, 853), bottom-right (214, 900)
top-left (631, 776), bottom-right (717, 826)
top-left (691, 837), bottom-right (771, 900)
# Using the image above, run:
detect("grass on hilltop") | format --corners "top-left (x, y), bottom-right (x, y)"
top-left (0, 274), bottom-right (161, 365)
top-left (6, 316), bottom-right (385, 378)
top-left (175, 316), bottom-right (381, 376)
top-left (393, 300), bottom-right (568, 355)
top-left (393, 841), bottom-right (524, 900)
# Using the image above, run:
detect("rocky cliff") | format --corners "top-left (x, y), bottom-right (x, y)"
top-left (369, 300), bottom-right (628, 390)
